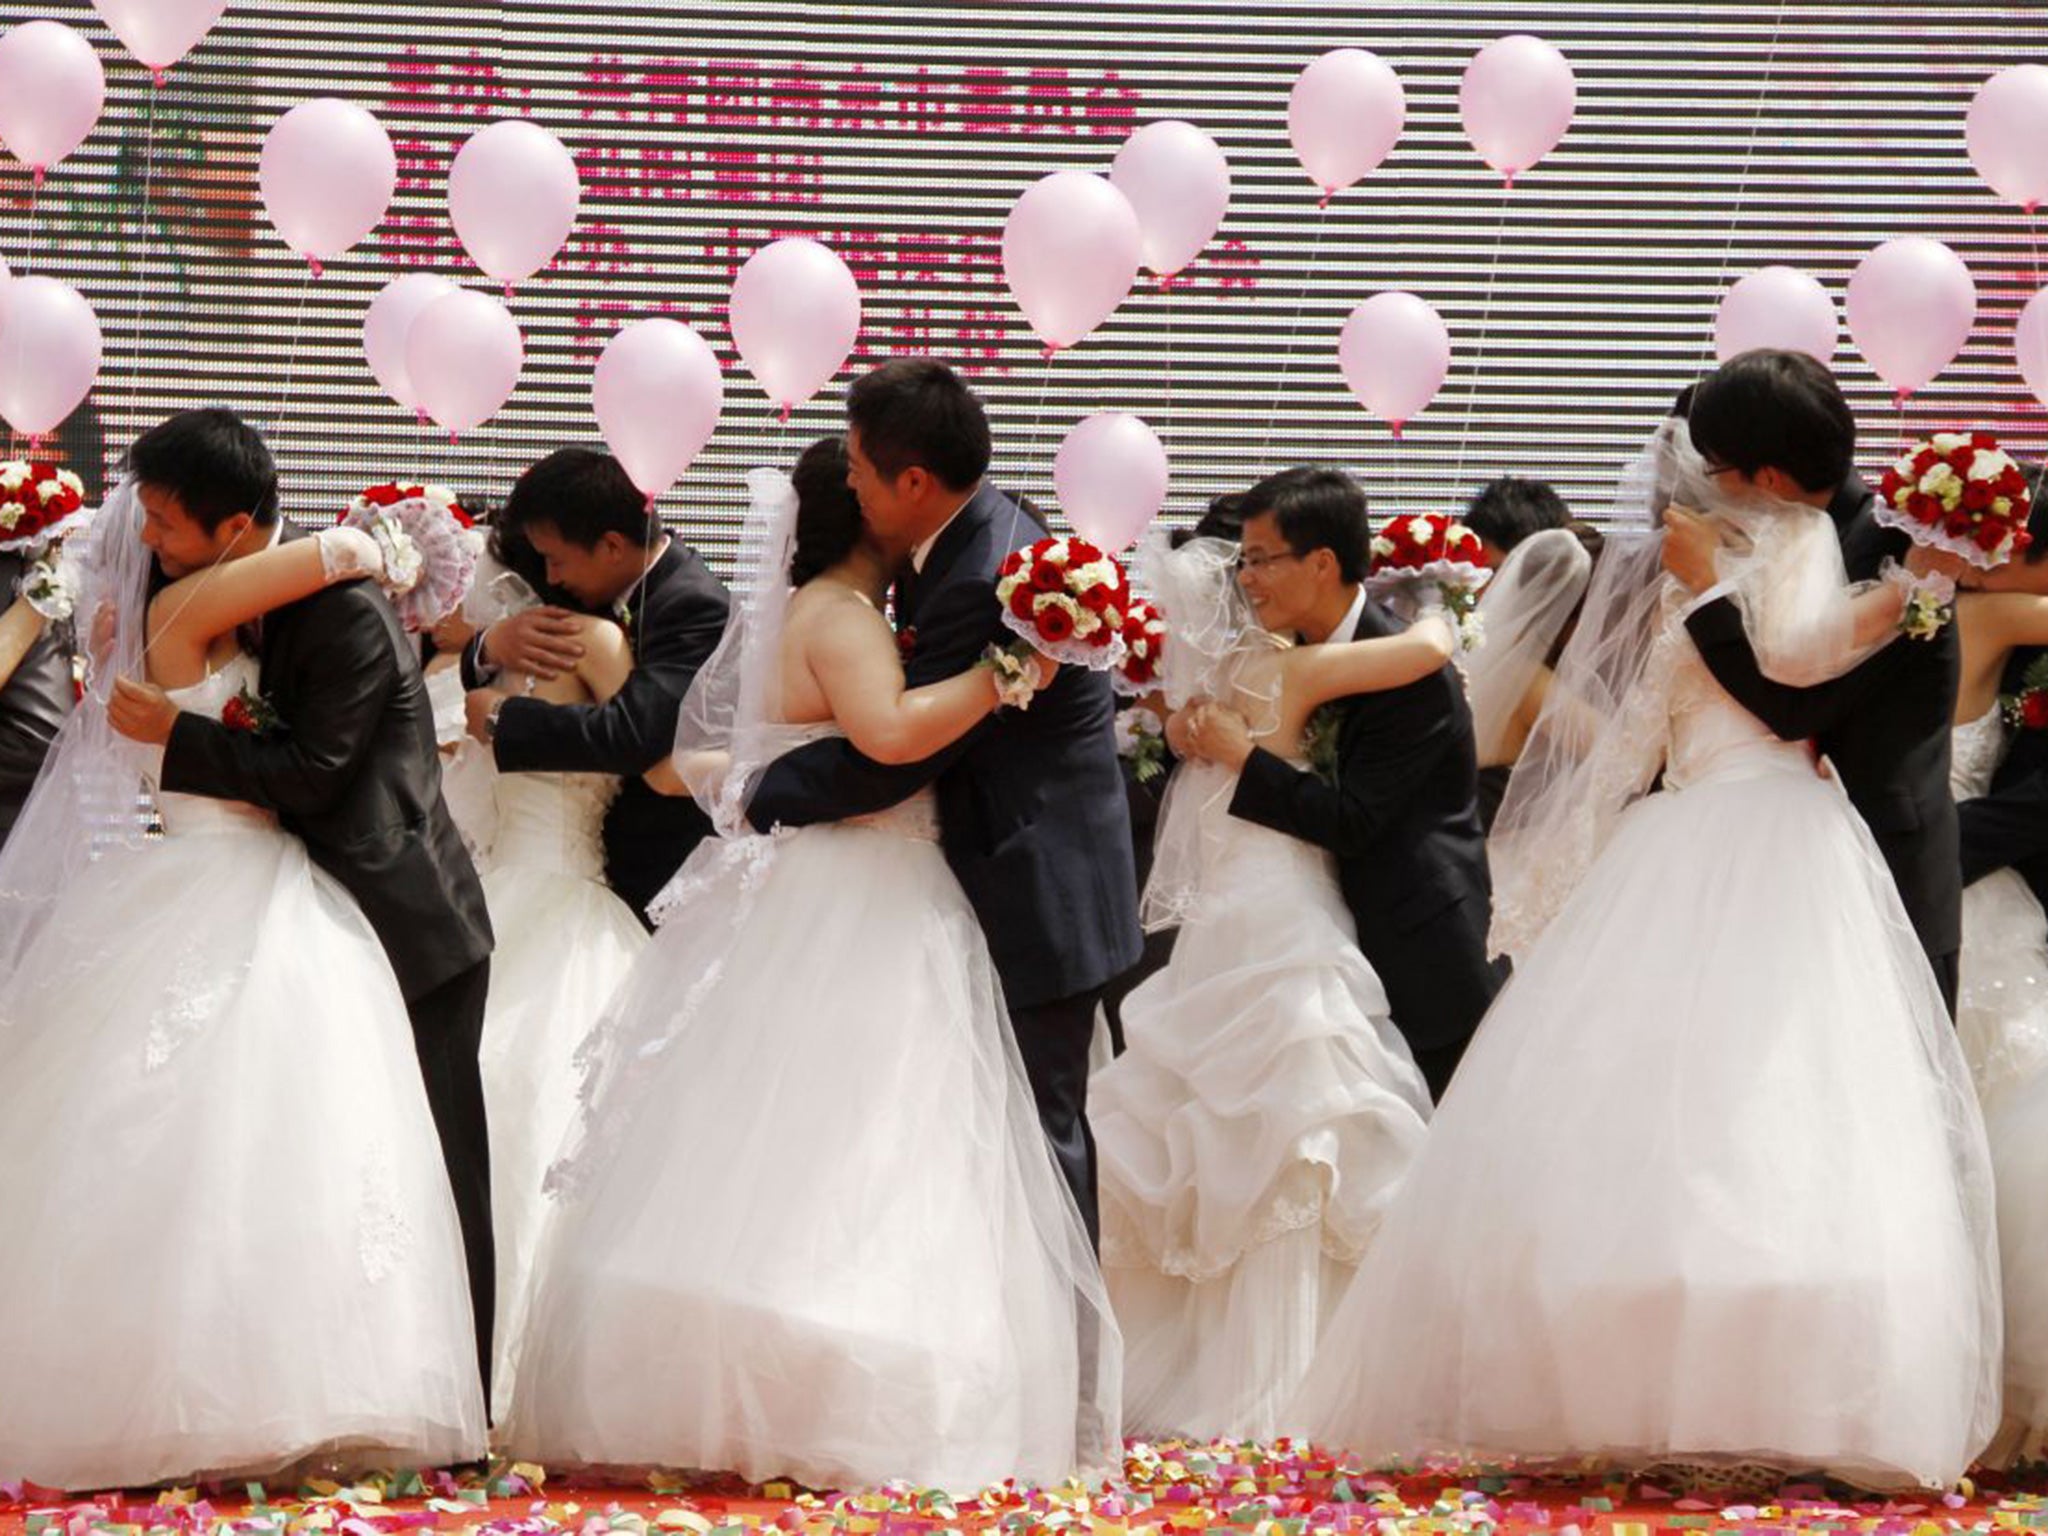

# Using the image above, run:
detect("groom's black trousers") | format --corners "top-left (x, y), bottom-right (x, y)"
top-left (408, 958), bottom-right (496, 1409)
top-left (1012, 990), bottom-right (1103, 1249)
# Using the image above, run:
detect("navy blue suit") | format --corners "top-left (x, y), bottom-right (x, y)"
top-left (1960, 644), bottom-right (2048, 908)
top-left (747, 482), bottom-right (1143, 1239)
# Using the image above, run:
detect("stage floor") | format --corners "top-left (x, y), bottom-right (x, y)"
top-left (7, 1444), bottom-right (2047, 1536)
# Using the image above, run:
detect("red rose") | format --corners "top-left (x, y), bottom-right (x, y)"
top-left (1950, 446), bottom-right (1978, 477)
top-left (1030, 558), bottom-right (1064, 594)
top-left (999, 550), bottom-right (1026, 579)
top-left (1946, 511), bottom-right (1976, 539)
top-left (2016, 529), bottom-right (2035, 557)
top-left (222, 696), bottom-right (256, 733)
top-left (1086, 620), bottom-right (1113, 649)
top-left (1126, 658), bottom-right (1155, 685)
top-left (1068, 539), bottom-right (1104, 563)
top-left (1079, 582), bottom-right (1112, 612)
top-left (448, 501), bottom-right (474, 528)
top-left (1906, 491), bottom-right (1937, 521)
top-left (1975, 520), bottom-right (2008, 553)
top-left (1879, 469), bottom-right (1906, 503)
top-left (1008, 585), bottom-right (1037, 622)
top-left (2024, 692), bottom-right (2048, 731)
top-left (1962, 480), bottom-right (1994, 512)
top-left (363, 483), bottom-right (404, 507)
top-left (1972, 431), bottom-right (1999, 450)
top-left (1035, 603), bottom-right (1076, 644)
top-left (1911, 448), bottom-right (1940, 477)
top-left (2000, 466), bottom-right (2031, 497)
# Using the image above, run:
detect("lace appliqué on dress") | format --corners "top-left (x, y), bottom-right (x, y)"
top-left (357, 1141), bottom-right (415, 1284)
top-left (143, 946), bottom-right (253, 1071)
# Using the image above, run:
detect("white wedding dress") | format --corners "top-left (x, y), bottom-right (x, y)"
top-left (0, 656), bottom-right (485, 1491)
top-left (1949, 706), bottom-right (2048, 1463)
top-left (505, 724), bottom-right (1117, 1492)
top-left (1291, 634), bottom-right (2000, 1490)
top-left (1091, 757), bottom-right (1430, 1441)
top-left (478, 769), bottom-right (647, 1424)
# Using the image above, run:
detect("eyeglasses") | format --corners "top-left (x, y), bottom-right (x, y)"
top-left (1234, 549), bottom-right (1304, 575)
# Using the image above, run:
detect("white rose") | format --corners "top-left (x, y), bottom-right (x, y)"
top-left (36, 478), bottom-right (62, 503)
top-left (1922, 462), bottom-right (1961, 497)
top-left (55, 470), bottom-right (83, 497)
top-left (1931, 431), bottom-right (1969, 453)
top-left (1970, 450), bottom-right (2013, 483)
top-left (1072, 607), bottom-right (1100, 638)
top-left (0, 501), bottom-right (20, 530)
top-left (996, 573), bottom-right (1022, 603)
top-left (0, 463), bottom-right (29, 491)
top-left (1103, 605), bottom-right (1123, 629)
top-left (1371, 535), bottom-right (1396, 560)
top-left (1404, 520), bottom-right (1430, 545)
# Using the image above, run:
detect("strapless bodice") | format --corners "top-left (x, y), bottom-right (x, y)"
top-left (154, 656), bottom-right (279, 838)
top-left (1664, 644), bottom-right (1818, 791)
top-left (491, 772), bottom-right (615, 879)
top-left (753, 720), bottom-right (941, 844)
top-left (1951, 707), bottom-right (2008, 801)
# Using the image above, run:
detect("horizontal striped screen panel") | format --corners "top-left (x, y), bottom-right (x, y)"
top-left (3, 0), bottom-right (2045, 573)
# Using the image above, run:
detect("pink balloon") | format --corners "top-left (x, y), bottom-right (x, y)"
top-left (448, 119), bottom-right (581, 286)
top-left (1287, 49), bottom-right (1405, 198)
top-left (1111, 120), bottom-right (1231, 276)
top-left (0, 277), bottom-right (101, 437)
top-left (1846, 237), bottom-right (1977, 401)
top-left (1001, 171), bottom-right (1142, 352)
top-left (1460, 34), bottom-right (1576, 182)
top-left (1968, 66), bottom-right (2048, 212)
top-left (1338, 292), bottom-right (1450, 434)
top-left (363, 273), bottom-right (456, 413)
top-left (260, 99), bottom-right (397, 268)
top-left (2017, 288), bottom-right (2048, 412)
top-left (0, 22), bottom-right (106, 175)
top-left (406, 288), bottom-right (522, 435)
top-left (1715, 267), bottom-right (1839, 365)
top-left (728, 238), bottom-right (861, 413)
top-left (90, 0), bottom-right (225, 76)
top-left (1054, 413), bottom-right (1169, 553)
top-left (593, 319), bottom-right (724, 503)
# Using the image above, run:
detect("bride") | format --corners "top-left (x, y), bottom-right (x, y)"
top-left (1090, 532), bottom-right (1442, 1441)
top-left (1289, 408), bottom-right (1998, 1492)
top-left (505, 439), bottom-right (1117, 1492)
top-left (0, 482), bottom-right (484, 1490)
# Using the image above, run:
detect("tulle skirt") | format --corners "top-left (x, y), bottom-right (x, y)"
top-left (505, 820), bottom-right (1119, 1492)
top-left (1290, 767), bottom-right (1999, 1490)
top-left (479, 862), bottom-right (647, 1425)
top-left (0, 826), bottom-right (485, 1491)
top-left (1956, 869), bottom-right (2048, 1464)
top-left (1093, 799), bottom-right (1429, 1441)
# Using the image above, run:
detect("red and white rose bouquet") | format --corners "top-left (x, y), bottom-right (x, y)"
top-left (1367, 512), bottom-right (1491, 650)
top-left (1113, 596), bottom-right (1166, 697)
top-left (995, 535), bottom-right (1131, 670)
top-left (339, 481), bottom-right (479, 632)
top-left (0, 460), bottom-right (88, 554)
top-left (1877, 431), bottom-right (2034, 569)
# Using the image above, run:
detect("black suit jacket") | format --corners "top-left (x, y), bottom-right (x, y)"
top-left (1960, 643), bottom-right (2048, 906)
top-left (1682, 492), bottom-right (1961, 961)
top-left (746, 482), bottom-right (1143, 1011)
top-left (1228, 597), bottom-right (1500, 1056)
top-left (160, 527), bottom-right (493, 1001)
top-left (471, 541), bottom-right (730, 921)
top-left (0, 552), bottom-right (75, 845)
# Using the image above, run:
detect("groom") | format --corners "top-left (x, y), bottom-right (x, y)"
top-left (1180, 466), bottom-right (1502, 1100)
top-left (105, 408), bottom-right (499, 1399)
top-left (746, 359), bottom-right (1142, 1243)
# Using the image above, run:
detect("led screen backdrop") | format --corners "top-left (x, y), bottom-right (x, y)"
top-left (3, 0), bottom-right (2044, 572)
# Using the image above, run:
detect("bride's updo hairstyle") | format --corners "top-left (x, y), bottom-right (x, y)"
top-left (789, 435), bottom-right (861, 586)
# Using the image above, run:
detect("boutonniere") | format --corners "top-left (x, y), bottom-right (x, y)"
top-left (897, 625), bottom-right (917, 661)
top-left (221, 682), bottom-right (283, 737)
top-left (2003, 655), bottom-right (2048, 731)
top-left (1114, 707), bottom-right (1168, 785)
top-left (1303, 704), bottom-right (1342, 785)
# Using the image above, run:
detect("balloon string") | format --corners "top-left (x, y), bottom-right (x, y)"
top-left (1160, 279), bottom-right (1176, 502)
top-left (1449, 185), bottom-right (1514, 500)
top-left (1699, 0), bottom-right (1787, 370)
top-left (120, 78), bottom-right (161, 454)
top-left (1254, 199), bottom-right (1332, 473)
top-left (269, 265), bottom-right (316, 448)
top-left (1026, 348), bottom-right (1057, 508)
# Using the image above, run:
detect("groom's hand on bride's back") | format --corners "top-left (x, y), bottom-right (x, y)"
top-left (108, 676), bottom-right (180, 745)
top-left (480, 606), bottom-right (585, 680)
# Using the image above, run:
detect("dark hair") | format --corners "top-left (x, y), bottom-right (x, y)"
top-left (789, 435), bottom-right (862, 586)
top-left (501, 447), bottom-right (656, 549)
top-left (485, 507), bottom-right (555, 598)
top-left (1464, 476), bottom-right (1571, 551)
top-left (1669, 382), bottom-right (1700, 421)
top-left (1241, 466), bottom-right (1372, 584)
top-left (125, 408), bottom-right (278, 532)
top-left (845, 359), bottom-right (991, 491)
top-left (1170, 489), bottom-right (1253, 549)
top-left (1549, 520), bottom-right (1608, 666)
top-left (1687, 350), bottom-right (1855, 495)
